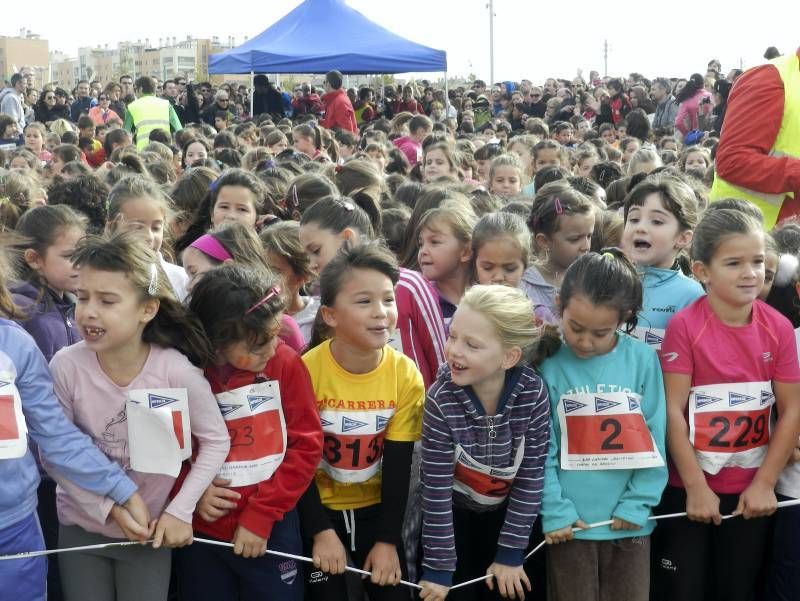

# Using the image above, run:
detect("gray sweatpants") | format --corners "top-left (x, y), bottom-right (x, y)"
top-left (58, 524), bottom-right (171, 601)
top-left (546, 536), bottom-right (650, 601)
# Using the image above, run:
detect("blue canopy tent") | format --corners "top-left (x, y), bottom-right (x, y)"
top-left (208, 0), bottom-right (448, 113)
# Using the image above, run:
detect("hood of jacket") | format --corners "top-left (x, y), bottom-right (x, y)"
top-left (521, 265), bottom-right (555, 291)
top-left (0, 88), bottom-right (22, 113)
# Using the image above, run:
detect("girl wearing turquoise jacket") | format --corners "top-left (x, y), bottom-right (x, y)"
top-left (536, 250), bottom-right (667, 601)
top-left (621, 174), bottom-right (704, 351)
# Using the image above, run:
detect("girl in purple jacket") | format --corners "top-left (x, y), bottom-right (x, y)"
top-left (419, 285), bottom-right (550, 601)
top-left (10, 204), bottom-right (86, 600)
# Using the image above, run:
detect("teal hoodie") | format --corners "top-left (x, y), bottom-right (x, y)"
top-left (539, 333), bottom-right (667, 540)
top-left (633, 266), bottom-right (704, 349)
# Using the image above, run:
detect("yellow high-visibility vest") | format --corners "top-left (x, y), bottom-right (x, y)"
top-left (710, 53), bottom-right (800, 228)
top-left (127, 95), bottom-right (171, 150)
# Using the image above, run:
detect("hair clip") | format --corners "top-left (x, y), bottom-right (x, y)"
top-left (554, 197), bottom-right (564, 215)
top-left (291, 185), bottom-right (299, 208)
top-left (148, 263), bottom-right (158, 296)
top-left (334, 164), bottom-right (344, 174)
top-left (209, 176), bottom-right (222, 193)
top-left (262, 158), bottom-right (276, 170)
top-left (245, 286), bottom-right (281, 315)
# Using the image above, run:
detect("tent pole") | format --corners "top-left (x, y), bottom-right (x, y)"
top-left (444, 71), bottom-right (449, 120)
top-left (250, 71), bottom-right (254, 117)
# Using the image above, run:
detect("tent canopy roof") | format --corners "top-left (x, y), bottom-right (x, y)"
top-left (208, 0), bottom-right (447, 75)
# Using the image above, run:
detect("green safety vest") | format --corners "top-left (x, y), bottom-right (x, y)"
top-left (710, 53), bottom-right (800, 228)
top-left (127, 95), bottom-right (171, 150)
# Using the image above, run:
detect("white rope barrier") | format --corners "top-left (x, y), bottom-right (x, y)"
top-left (4, 498), bottom-right (800, 593)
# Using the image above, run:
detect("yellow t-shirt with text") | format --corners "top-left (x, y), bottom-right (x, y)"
top-left (302, 340), bottom-right (424, 510)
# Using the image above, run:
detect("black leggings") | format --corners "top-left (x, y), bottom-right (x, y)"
top-left (304, 504), bottom-right (409, 601)
top-left (650, 485), bottom-right (772, 601)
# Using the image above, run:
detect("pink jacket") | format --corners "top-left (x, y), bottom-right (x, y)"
top-left (675, 89), bottom-right (712, 136)
top-left (88, 106), bottom-right (121, 125)
top-left (396, 268), bottom-right (446, 389)
top-left (393, 136), bottom-right (422, 166)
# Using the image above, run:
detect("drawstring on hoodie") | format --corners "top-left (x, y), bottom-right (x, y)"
top-left (341, 509), bottom-right (356, 552)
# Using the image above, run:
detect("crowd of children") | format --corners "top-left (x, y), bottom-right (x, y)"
top-left (0, 63), bottom-right (799, 601)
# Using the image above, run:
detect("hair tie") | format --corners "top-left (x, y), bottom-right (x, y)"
top-left (190, 234), bottom-right (233, 263)
top-left (334, 164), bottom-right (344, 174)
top-left (602, 251), bottom-right (615, 260)
top-left (209, 176), bottom-right (222, 193)
top-left (262, 158), bottom-right (276, 170)
top-left (245, 286), bottom-right (281, 315)
top-left (148, 263), bottom-right (159, 296)
top-left (341, 200), bottom-right (354, 211)
top-left (554, 197), bottom-right (564, 215)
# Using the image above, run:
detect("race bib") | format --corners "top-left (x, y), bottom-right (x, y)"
top-left (689, 381), bottom-right (773, 475)
top-left (453, 438), bottom-right (524, 506)
top-left (557, 391), bottom-right (663, 470)
top-left (319, 409), bottom-right (394, 483)
top-left (216, 380), bottom-right (287, 487)
top-left (0, 372), bottom-right (28, 460)
top-left (127, 389), bottom-right (191, 477)
top-left (632, 326), bottom-right (666, 350)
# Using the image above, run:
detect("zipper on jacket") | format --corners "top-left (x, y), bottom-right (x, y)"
top-left (487, 415), bottom-right (497, 439)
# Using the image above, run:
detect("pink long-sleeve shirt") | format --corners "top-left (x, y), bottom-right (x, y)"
top-left (48, 342), bottom-right (230, 538)
top-left (674, 89), bottom-right (713, 136)
top-left (396, 268), bottom-right (447, 390)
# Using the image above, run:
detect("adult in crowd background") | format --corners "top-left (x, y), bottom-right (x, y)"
top-left (123, 76), bottom-right (182, 150)
top-left (674, 73), bottom-right (713, 136)
top-left (652, 77), bottom-right (680, 129)
top-left (320, 69), bottom-right (357, 133)
top-left (87, 93), bottom-right (120, 126)
top-left (710, 47), bottom-right (800, 228)
top-left (291, 83), bottom-right (323, 117)
top-left (0, 73), bottom-right (27, 135)
top-left (69, 80), bottom-right (94, 122)
top-left (201, 89), bottom-right (237, 126)
top-left (252, 74), bottom-right (285, 118)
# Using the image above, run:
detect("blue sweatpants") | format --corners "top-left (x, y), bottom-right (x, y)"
top-left (0, 512), bottom-right (46, 601)
top-left (175, 509), bottom-right (304, 601)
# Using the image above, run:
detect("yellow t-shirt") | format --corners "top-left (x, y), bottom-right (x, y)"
top-left (302, 339), bottom-right (424, 510)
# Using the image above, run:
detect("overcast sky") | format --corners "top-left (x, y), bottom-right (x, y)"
top-left (6, 1), bottom-right (799, 82)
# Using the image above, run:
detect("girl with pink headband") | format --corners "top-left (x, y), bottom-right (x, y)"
top-left (181, 223), bottom-right (305, 353)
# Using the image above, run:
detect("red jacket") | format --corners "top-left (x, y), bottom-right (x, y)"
top-left (292, 93), bottom-right (323, 116)
top-left (392, 98), bottom-right (425, 115)
top-left (321, 88), bottom-right (357, 133)
top-left (609, 93), bottom-right (631, 125)
top-left (193, 343), bottom-right (323, 541)
top-left (714, 48), bottom-right (800, 223)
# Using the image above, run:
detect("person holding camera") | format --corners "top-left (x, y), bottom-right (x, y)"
top-left (673, 73), bottom-right (713, 137)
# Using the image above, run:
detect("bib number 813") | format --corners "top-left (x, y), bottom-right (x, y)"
top-left (324, 434), bottom-right (383, 469)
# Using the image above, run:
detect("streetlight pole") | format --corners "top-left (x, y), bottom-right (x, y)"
top-left (488, 0), bottom-right (495, 85)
